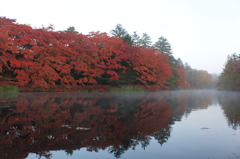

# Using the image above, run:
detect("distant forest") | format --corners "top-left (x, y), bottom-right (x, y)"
top-left (0, 17), bottom-right (217, 91)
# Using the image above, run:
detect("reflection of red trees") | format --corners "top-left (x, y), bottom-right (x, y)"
top-left (0, 91), bottom-right (215, 159)
top-left (133, 98), bottom-right (171, 135)
top-left (0, 93), bottom-right (173, 159)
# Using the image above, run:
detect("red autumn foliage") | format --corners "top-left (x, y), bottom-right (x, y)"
top-left (130, 46), bottom-right (172, 87)
top-left (0, 17), bottom-right (176, 90)
top-left (175, 64), bottom-right (189, 88)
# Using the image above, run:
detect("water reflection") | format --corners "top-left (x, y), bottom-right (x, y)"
top-left (218, 91), bottom-right (240, 130)
top-left (0, 90), bottom-right (238, 159)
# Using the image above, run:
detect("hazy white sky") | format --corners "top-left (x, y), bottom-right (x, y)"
top-left (1, 0), bottom-right (240, 73)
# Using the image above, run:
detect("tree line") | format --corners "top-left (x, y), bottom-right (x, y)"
top-left (217, 53), bottom-right (240, 90)
top-left (0, 17), bottom-right (213, 91)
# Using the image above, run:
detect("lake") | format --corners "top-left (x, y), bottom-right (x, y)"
top-left (0, 90), bottom-right (239, 159)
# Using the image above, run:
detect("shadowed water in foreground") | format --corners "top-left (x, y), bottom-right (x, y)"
top-left (0, 90), bottom-right (239, 159)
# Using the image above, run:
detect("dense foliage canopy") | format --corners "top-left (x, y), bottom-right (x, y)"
top-left (184, 63), bottom-right (212, 89)
top-left (218, 53), bottom-right (240, 90)
top-left (0, 17), bottom-right (213, 91)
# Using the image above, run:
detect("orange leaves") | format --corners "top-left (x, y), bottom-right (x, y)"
top-left (61, 75), bottom-right (76, 86)
top-left (82, 68), bottom-right (104, 78)
top-left (14, 69), bottom-right (30, 86)
top-left (21, 49), bottom-right (35, 60)
top-left (0, 62), bottom-right (3, 73)
top-left (106, 70), bottom-right (119, 81)
top-left (52, 64), bottom-right (71, 75)
top-left (185, 68), bottom-right (212, 89)
top-left (0, 17), bottom-right (177, 90)
top-left (77, 77), bottom-right (97, 85)
top-left (175, 64), bottom-right (187, 88)
top-left (131, 47), bottom-right (172, 87)
top-left (9, 59), bottom-right (21, 68)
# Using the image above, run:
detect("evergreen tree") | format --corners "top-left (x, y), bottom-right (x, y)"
top-left (121, 34), bottom-right (133, 45)
top-left (184, 62), bottom-right (192, 72)
top-left (154, 36), bottom-right (172, 55)
top-left (227, 52), bottom-right (240, 64)
top-left (177, 58), bottom-right (184, 66)
top-left (110, 24), bottom-right (127, 38)
top-left (110, 24), bottom-right (133, 45)
top-left (218, 53), bottom-right (240, 90)
top-left (140, 32), bottom-right (152, 48)
top-left (154, 36), bottom-right (182, 88)
top-left (65, 26), bottom-right (78, 33)
top-left (132, 31), bottom-right (141, 46)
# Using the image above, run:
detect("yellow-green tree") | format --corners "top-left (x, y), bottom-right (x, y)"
top-left (218, 60), bottom-right (240, 90)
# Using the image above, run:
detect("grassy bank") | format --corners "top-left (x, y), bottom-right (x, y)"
top-left (0, 85), bottom-right (19, 92)
top-left (11, 84), bottom-right (162, 92)
top-left (107, 86), bottom-right (147, 92)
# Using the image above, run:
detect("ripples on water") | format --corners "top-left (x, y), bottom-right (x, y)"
top-left (0, 90), bottom-right (239, 159)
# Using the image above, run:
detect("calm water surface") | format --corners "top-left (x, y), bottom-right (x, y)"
top-left (0, 90), bottom-right (240, 159)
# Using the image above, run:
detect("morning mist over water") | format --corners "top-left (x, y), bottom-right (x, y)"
top-left (0, 90), bottom-right (240, 159)
top-left (1, 1), bottom-right (240, 159)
